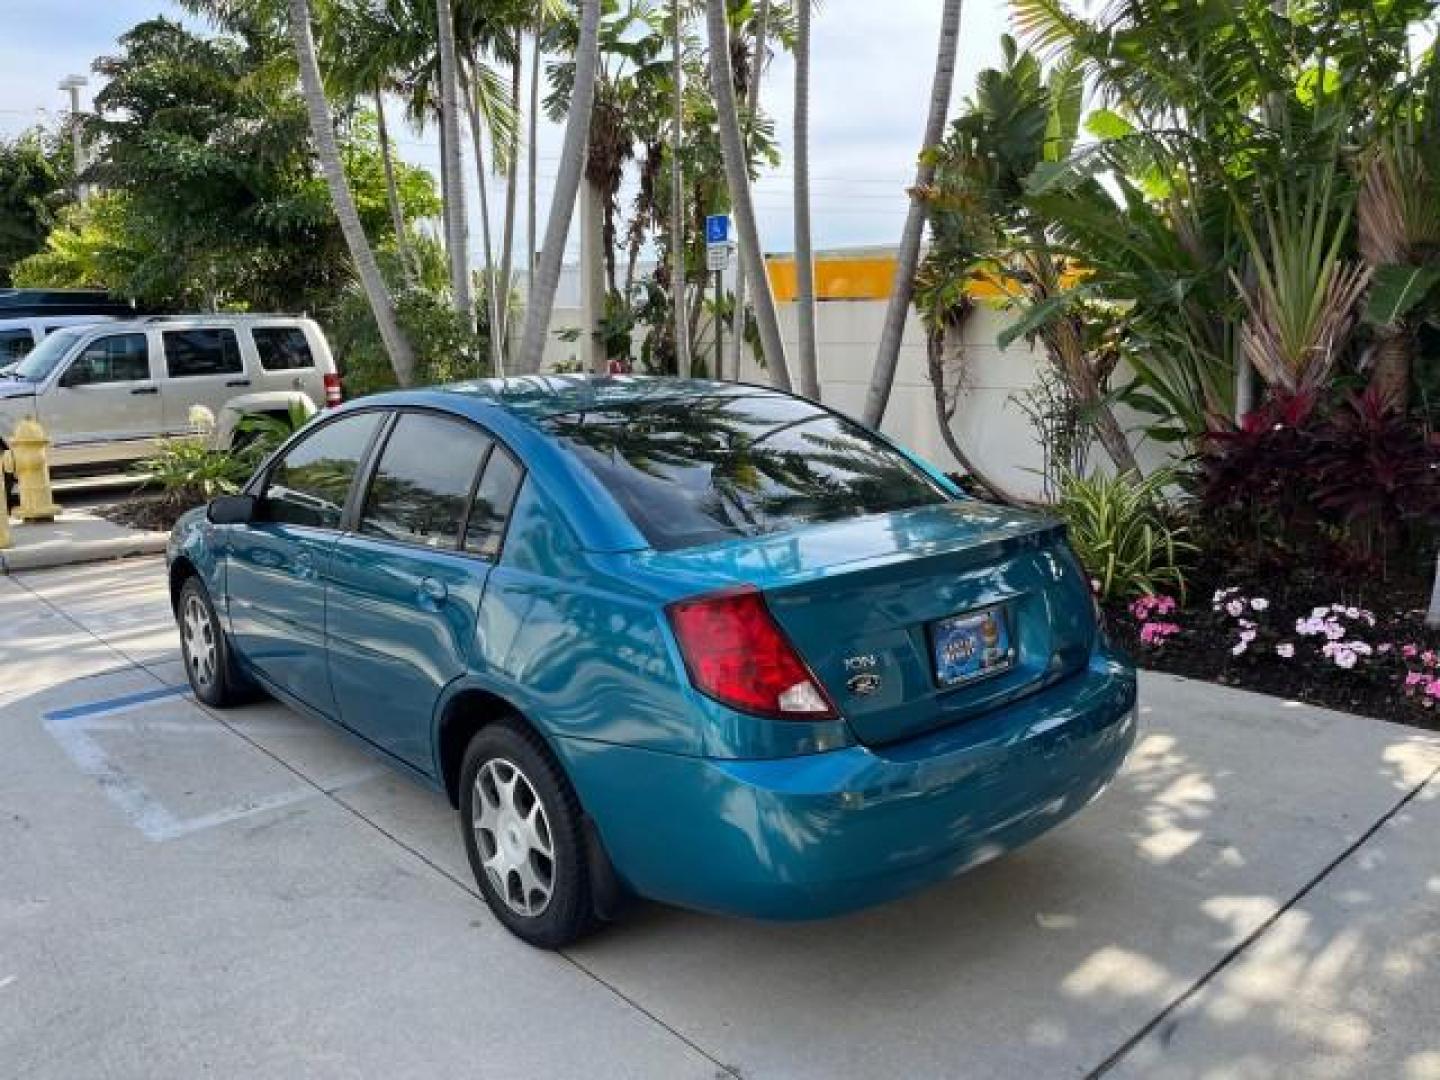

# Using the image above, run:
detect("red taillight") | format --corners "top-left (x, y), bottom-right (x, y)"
top-left (323, 372), bottom-right (343, 408)
top-left (667, 587), bottom-right (836, 720)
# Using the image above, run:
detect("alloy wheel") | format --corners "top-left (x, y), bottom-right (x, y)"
top-left (473, 758), bottom-right (555, 917)
top-left (182, 592), bottom-right (217, 692)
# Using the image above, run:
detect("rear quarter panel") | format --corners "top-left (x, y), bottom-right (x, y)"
top-left (442, 477), bottom-right (704, 757)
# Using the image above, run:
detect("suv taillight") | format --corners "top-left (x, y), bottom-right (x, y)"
top-left (667, 587), bottom-right (836, 720)
top-left (323, 372), bottom-right (343, 408)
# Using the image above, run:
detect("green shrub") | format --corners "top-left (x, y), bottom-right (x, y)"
top-left (1056, 468), bottom-right (1195, 602)
top-left (141, 438), bottom-right (254, 507)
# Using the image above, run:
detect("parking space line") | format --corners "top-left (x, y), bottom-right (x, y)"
top-left (44, 684), bottom-right (190, 723)
top-left (43, 692), bottom-right (387, 843)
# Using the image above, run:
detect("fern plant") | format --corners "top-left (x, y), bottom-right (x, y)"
top-left (1055, 468), bottom-right (1195, 602)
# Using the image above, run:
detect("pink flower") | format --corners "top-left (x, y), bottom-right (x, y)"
top-left (1250, 598), bottom-right (1270, 612)
top-left (1427, 680), bottom-right (1440, 700)
top-left (1334, 649), bottom-right (1358, 670)
top-left (1139, 621), bottom-right (1180, 648)
top-left (1403, 645), bottom-right (1420, 659)
top-left (1276, 643), bottom-right (1295, 659)
top-left (1225, 599), bottom-right (1246, 617)
top-left (1405, 672), bottom-right (1428, 688)
top-left (1424, 651), bottom-right (1438, 669)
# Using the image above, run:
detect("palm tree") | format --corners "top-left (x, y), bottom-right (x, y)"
top-left (862, 0), bottom-right (961, 426)
top-left (287, 0), bottom-right (416, 385)
top-left (435, 0), bottom-right (473, 321)
top-left (670, 0), bottom-right (691, 378)
top-left (706, 0), bottom-right (792, 390)
top-left (519, 0), bottom-right (602, 375)
top-left (793, 0), bottom-right (818, 400)
top-left (728, 0), bottom-right (770, 382)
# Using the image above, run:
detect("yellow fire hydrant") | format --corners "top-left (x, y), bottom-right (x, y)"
top-left (0, 463), bottom-right (11, 550)
top-left (2, 419), bottom-right (62, 523)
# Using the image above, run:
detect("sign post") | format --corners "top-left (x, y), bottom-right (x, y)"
top-left (705, 216), bottom-right (731, 380)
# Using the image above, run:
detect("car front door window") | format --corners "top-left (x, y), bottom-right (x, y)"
top-left (263, 412), bottom-right (384, 530)
top-left (63, 334), bottom-right (151, 386)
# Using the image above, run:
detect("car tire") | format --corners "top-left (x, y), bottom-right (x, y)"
top-left (177, 575), bottom-right (251, 708)
top-left (459, 719), bottom-right (599, 949)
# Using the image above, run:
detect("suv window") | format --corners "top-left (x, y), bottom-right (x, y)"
top-left (540, 393), bottom-right (949, 551)
top-left (0, 329), bottom-right (33, 362)
top-left (360, 413), bottom-right (492, 549)
top-left (464, 448), bottom-right (523, 558)
top-left (64, 334), bottom-right (151, 386)
top-left (252, 326), bottom-right (315, 371)
top-left (264, 411), bottom-right (383, 530)
top-left (163, 328), bottom-right (243, 378)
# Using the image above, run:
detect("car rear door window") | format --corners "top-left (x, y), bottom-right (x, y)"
top-left (0, 329), bottom-right (34, 362)
top-left (253, 326), bottom-right (315, 371)
top-left (464, 448), bottom-right (524, 558)
top-left (360, 413), bottom-right (493, 550)
top-left (163, 328), bottom-right (243, 378)
top-left (540, 393), bottom-right (948, 551)
top-left (65, 333), bottom-right (151, 385)
top-left (264, 411), bottom-right (384, 530)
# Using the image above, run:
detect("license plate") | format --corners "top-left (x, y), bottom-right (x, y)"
top-left (931, 604), bottom-right (1016, 688)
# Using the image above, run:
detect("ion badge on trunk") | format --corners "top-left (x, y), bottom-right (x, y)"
top-left (847, 672), bottom-right (882, 696)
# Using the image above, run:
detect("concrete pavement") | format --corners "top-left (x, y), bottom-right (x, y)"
top-left (1, 557), bottom-right (1437, 1079)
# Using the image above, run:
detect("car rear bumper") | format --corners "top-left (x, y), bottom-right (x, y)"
top-left (557, 649), bottom-right (1138, 920)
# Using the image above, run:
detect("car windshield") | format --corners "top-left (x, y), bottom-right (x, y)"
top-left (539, 392), bottom-right (950, 551)
top-left (14, 328), bottom-right (85, 382)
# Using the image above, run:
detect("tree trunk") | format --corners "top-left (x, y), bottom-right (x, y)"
top-left (374, 88), bottom-right (414, 286)
top-left (497, 41), bottom-right (522, 369)
top-left (435, 0), bottom-right (473, 322)
top-left (670, 0), bottom-right (691, 378)
top-left (518, 0), bottom-right (601, 377)
top-left (729, 0), bottom-right (770, 382)
top-left (526, 30), bottom-right (541, 335)
top-left (463, 61), bottom-right (502, 376)
top-left (1369, 326), bottom-right (1413, 414)
top-left (793, 0), bottom-right (819, 401)
top-left (580, 176), bottom-right (609, 373)
top-left (862, 0), bottom-right (962, 426)
top-left (926, 324), bottom-right (1026, 505)
top-left (706, 0), bottom-right (792, 390)
top-left (287, 0), bottom-right (415, 386)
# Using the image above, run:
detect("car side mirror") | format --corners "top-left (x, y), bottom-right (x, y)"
top-left (207, 494), bottom-right (258, 525)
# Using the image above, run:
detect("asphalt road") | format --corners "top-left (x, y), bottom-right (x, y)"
top-left (2, 557), bottom-right (1437, 1079)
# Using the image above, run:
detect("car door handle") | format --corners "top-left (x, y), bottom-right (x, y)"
top-left (226, 379), bottom-right (251, 388)
top-left (419, 576), bottom-right (448, 605)
top-left (130, 386), bottom-right (158, 396)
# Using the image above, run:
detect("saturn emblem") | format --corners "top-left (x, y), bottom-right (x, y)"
top-left (847, 672), bottom-right (882, 696)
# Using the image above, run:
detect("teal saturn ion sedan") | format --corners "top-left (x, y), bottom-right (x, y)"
top-left (167, 376), bottom-right (1137, 948)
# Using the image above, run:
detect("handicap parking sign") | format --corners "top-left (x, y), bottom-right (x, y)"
top-left (705, 215), bottom-right (730, 245)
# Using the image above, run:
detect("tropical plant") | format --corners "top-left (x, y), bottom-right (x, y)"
top-left (1232, 165), bottom-right (1371, 396)
top-left (1055, 467), bottom-right (1194, 602)
top-left (792, 0), bottom-right (818, 399)
top-left (705, 0), bottom-right (792, 389)
top-left (911, 38), bottom-right (1139, 476)
top-left (519, 0), bottom-right (602, 375)
top-left (864, 0), bottom-right (963, 425)
top-left (285, 0), bottom-right (417, 385)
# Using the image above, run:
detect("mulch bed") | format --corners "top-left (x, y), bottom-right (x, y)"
top-left (99, 494), bottom-right (195, 534)
top-left (1102, 553), bottom-right (1440, 733)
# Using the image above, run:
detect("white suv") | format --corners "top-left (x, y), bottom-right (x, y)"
top-left (0, 314), bottom-right (342, 475)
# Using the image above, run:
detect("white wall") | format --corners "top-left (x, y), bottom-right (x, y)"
top-left (542, 296), bottom-right (1170, 503)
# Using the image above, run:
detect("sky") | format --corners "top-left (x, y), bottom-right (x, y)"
top-left (0, 0), bottom-right (1012, 259)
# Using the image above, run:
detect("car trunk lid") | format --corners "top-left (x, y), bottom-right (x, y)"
top-left (640, 501), bottom-right (1095, 747)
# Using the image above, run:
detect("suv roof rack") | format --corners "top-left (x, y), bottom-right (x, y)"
top-left (136, 312), bottom-right (310, 323)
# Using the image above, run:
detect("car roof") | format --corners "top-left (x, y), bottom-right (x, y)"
top-left (96, 313), bottom-right (317, 332)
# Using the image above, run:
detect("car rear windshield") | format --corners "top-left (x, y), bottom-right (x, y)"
top-left (539, 392), bottom-right (950, 551)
